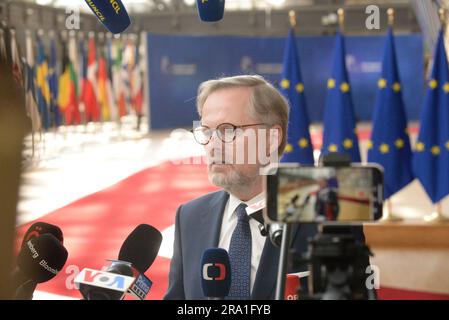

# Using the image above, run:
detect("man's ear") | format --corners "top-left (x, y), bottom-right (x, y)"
top-left (268, 125), bottom-right (282, 156)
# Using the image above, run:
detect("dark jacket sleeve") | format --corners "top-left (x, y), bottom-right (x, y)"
top-left (164, 205), bottom-right (185, 300)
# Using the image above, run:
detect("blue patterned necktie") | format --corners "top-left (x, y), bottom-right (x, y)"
top-left (228, 203), bottom-right (251, 299)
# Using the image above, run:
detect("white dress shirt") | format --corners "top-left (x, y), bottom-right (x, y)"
top-left (218, 192), bottom-right (266, 294)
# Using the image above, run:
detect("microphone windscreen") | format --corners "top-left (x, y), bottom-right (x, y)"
top-left (118, 224), bottom-right (162, 273)
top-left (21, 222), bottom-right (63, 248)
top-left (83, 0), bottom-right (131, 34)
top-left (196, 0), bottom-right (225, 22)
top-left (201, 248), bottom-right (231, 298)
top-left (17, 234), bottom-right (68, 283)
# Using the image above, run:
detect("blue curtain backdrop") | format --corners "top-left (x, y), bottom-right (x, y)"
top-left (146, 34), bottom-right (423, 130)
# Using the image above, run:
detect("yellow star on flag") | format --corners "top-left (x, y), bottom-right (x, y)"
top-left (281, 79), bottom-right (290, 89)
top-left (378, 78), bottom-right (387, 89)
top-left (415, 142), bottom-right (425, 152)
top-left (284, 143), bottom-right (293, 153)
top-left (328, 144), bottom-right (338, 152)
top-left (379, 143), bottom-right (389, 154)
top-left (429, 79), bottom-right (438, 89)
top-left (392, 82), bottom-right (401, 92)
top-left (298, 138), bottom-right (308, 148)
top-left (394, 139), bottom-right (405, 149)
top-left (366, 140), bottom-right (373, 149)
top-left (443, 83), bottom-right (449, 93)
top-left (340, 82), bottom-right (350, 93)
top-left (296, 83), bottom-right (304, 93)
top-left (431, 146), bottom-right (441, 155)
top-left (327, 78), bottom-right (335, 89)
top-left (446, 141), bottom-right (449, 150)
top-left (343, 139), bottom-right (353, 149)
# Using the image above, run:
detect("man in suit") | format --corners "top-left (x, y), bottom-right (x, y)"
top-left (164, 75), bottom-right (368, 300)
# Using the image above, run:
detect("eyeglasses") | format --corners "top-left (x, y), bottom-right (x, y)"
top-left (190, 122), bottom-right (266, 145)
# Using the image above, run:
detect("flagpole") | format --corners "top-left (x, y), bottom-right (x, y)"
top-left (337, 8), bottom-right (344, 32)
top-left (379, 8), bottom-right (404, 223)
top-left (289, 10), bottom-right (296, 28)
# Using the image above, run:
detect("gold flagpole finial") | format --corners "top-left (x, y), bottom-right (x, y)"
top-left (387, 8), bottom-right (394, 27)
top-left (439, 8), bottom-right (446, 29)
top-left (337, 8), bottom-right (345, 31)
top-left (289, 10), bottom-right (297, 28)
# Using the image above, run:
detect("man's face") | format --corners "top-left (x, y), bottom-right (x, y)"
top-left (201, 86), bottom-right (265, 191)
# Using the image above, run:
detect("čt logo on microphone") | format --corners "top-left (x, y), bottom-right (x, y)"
top-left (202, 263), bottom-right (226, 281)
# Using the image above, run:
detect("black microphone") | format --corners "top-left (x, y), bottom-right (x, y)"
top-left (76, 224), bottom-right (162, 300)
top-left (196, 0), bottom-right (225, 22)
top-left (201, 248), bottom-right (231, 300)
top-left (20, 222), bottom-right (63, 249)
top-left (14, 222), bottom-right (65, 299)
top-left (12, 234), bottom-right (68, 300)
top-left (83, 0), bottom-right (131, 34)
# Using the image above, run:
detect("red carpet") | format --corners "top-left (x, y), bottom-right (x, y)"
top-left (15, 158), bottom-right (218, 299)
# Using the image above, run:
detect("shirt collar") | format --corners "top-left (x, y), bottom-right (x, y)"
top-left (226, 192), bottom-right (265, 223)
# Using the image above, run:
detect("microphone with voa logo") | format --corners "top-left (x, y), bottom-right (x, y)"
top-left (83, 0), bottom-right (131, 34)
top-left (12, 234), bottom-right (68, 300)
top-left (196, 0), bottom-right (225, 22)
top-left (75, 224), bottom-right (162, 300)
top-left (201, 248), bottom-right (231, 300)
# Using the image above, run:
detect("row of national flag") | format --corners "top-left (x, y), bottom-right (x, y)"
top-left (280, 27), bottom-right (449, 205)
top-left (0, 27), bottom-right (145, 134)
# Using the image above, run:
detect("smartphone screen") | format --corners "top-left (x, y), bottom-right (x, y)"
top-left (264, 164), bottom-right (384, 224)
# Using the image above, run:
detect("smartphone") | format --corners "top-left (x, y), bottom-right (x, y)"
top-left (263, 164), bottom-right (384, 224)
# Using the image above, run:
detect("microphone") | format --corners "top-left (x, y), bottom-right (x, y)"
top-left (200, 248), bottom-right (231, 300)
top-left (12, 234), bottom-right (69, 300)
top-left (20, 222), bottom-right (63, 249)
top-left (196, 0), bottom-right (225, 22)
top-left (75, 224), bottom-right (162, 300)
top-left (118, 224), bottom-right (162, 300)
top-left (269, 223), bottom-right (283, 247)
top-left (83, 0), bottom-right (131, 34)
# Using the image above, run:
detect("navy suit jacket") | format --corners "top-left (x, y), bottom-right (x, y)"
top-left (164, 190), bottom-right (367, 300)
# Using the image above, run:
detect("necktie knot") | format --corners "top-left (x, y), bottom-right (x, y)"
top-left (236, 203), bottom-right (249, 222)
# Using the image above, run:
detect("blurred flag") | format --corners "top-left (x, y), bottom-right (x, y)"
top-left (112, 38), bottom-right (127, 117)
top-left (36, 37), bottom-right (51, 130)
top-left (10, 29), bottom-right (23, 85)
top-left (98, 50), bottom-right (111, 121)
top-left (25, 31), bottom-right (42, 135)
top-left (322, 32), bottom-right (361, 162)
top-left (106, 37), bottom-right (119, 122)
top-left (49, 37), bottom-right (61, 127)
top-left (82, 36), bottom-right (100, 122)
top-left (413, 30), bottom-right (449, 203)
top-left (58, 35), bottom-right (81, 125)
top-left (279, 29), bottom-right (314, 165)
top-left (368, 27), bottom-right (414, 199)
top-left (122, 37), bottom-right (135, 115)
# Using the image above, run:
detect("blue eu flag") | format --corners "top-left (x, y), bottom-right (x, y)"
top-left (413, 30), bottom-right (449, 204)
top-left (280, 29), bottom-right (314, 164)
top-left (322, 32), bottom-right (361, 162)
top-left (368, 27), bottom-right (414, 199)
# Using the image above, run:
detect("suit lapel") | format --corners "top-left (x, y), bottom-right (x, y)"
top-left (201, 190), bottom-right (229, 248)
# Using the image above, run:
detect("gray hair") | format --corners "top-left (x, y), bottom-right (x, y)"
top-left (196, 75), bottom-right (290, 156)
